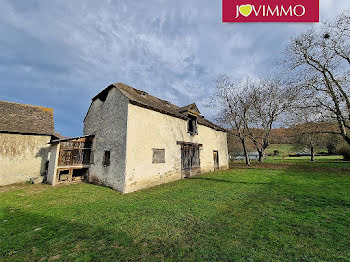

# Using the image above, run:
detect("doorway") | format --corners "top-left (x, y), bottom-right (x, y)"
top-left (213, 150), bottom-right (219, 170)
top-left (181, 144), bottom-right (201, 178)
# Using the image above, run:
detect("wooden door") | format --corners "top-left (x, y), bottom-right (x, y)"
top-left (181, 145), bottom-right (191, 177)
top-left (213, 151), bottom-right (219, 170)
top-left (181, 145), bottom-right (200, 177)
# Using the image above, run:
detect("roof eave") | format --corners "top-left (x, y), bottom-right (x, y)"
top-left (129, 100), bottom-right (227, 132)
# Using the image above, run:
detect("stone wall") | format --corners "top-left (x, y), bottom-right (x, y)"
top-left (83, 88), bottom-right (129, 192)
top-left (124, 104), bottom-right (229, 193)
top-left (0, 133), bottom-right (51, 186)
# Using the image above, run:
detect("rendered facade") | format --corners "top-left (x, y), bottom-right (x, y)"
top-left (0, 101), bottom-right (55, 186)
top-left (83, 83), bottom-right (229, 193)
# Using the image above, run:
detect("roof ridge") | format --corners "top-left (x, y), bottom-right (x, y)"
top-left (115, 83), bottom-right (182, 109)
top-left (92, 83), bottom-right (226, 132)
top-left (0, 100), bottom-right (52, 110)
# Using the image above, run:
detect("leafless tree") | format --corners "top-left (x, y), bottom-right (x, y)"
top-left (244, 78), bottom-right (298, 162)
top-left (326, 10), bottom-right (350, 66)
top-left (211, 75), bottom-right (297, 164)
top-left (288, 106), bottom-right (342, 161)
top-left (292, 122), bottom-right (329, 162)
top-left (210, 74), bottom-right (252, 165)
top-left (284, 10), bottom-right (350, 145)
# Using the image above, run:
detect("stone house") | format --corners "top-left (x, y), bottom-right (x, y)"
top-left (82, 83), bottom-right (229, 193)
top-left (0, 100), bottom-right (56, 186)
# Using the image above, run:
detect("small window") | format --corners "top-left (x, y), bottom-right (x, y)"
top-left (90, 151), bottom-right (94, 164)
top-left (152, 149), bottom-right (165, 163)
top-left (187, 115), bottom-right (198, 135)
top-left (103, 151), bottom-right (110, 166)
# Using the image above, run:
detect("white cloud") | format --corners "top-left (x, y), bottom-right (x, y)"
top-left (0, 0), bottom-right (349, 135)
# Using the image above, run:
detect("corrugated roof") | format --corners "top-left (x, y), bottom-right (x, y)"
top-left (0, 100), bottom-right (54, 135)
top-left (91, 83), bottom-right (226, 132)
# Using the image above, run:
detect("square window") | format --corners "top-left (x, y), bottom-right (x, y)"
top-left (152, 149), bottom-right (165, 163)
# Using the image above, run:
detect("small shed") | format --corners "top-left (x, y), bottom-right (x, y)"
top-left (47, 135), bottom-right (94, 185)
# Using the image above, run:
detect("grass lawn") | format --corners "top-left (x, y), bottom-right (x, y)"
top-left (265, 155), bottom-right (344, 162)
top-left (1, 160), bottom-right (350, 261)
top-left (265, 144), bottom-right (297, 155)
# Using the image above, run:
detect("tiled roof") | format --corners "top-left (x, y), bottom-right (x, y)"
top-left (91, 83), bottom-right (226, 132)
top-left (0, 100), bottom-right (54, 135)
top-left (179, 103), bottom-right (201, 114)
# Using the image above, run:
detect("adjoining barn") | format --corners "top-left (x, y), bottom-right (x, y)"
top-left (0, 101), bottom-right (58, 186)
top-left (78, 82), bottom-right (229, 193)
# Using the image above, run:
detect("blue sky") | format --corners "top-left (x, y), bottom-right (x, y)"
top-left (0, 0), bottom-right (349, 137)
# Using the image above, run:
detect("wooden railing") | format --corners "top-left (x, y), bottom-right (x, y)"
top-left (58, 140), bottom-right (92, 166)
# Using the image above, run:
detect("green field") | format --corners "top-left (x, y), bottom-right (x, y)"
top-left (232, 154), bottom-right (344, 165)
top-left (1, 159), bottom-right (350, 261)
top-left (265, 155), bottom-right (343, 162)
top-left (265, 144), bottom-right (297, 155)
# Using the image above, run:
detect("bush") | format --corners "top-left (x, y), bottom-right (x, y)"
top-left (273, 150), bottom-right (280, 156)
top-left (326, 142), bottom-right (337, 155)
top-left (338, 146), bottom-right (350, 161)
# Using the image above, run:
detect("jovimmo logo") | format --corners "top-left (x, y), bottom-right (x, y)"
top-left (222, 0), bottom-right (319, 22)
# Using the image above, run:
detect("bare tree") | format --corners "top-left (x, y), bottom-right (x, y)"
top-left (326, 10), bottom-right (350, 66)
top-left (210, 74), bottom-right (252, 166)
top-left (244, 78), bottom-right (297, 162)
top-left (284, 10), bottom-right (350, 145)
top-left (292, 122), bottom-right (328, 161)
top-left (210, 75), bottom-right (297, 164)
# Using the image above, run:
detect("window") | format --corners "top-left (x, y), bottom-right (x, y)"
top-left (103, 151), bottom-right (110, 166)
top-left (187, 115), bottom-right (198, 135)
top-left (152, 149), bottom-right (165, 163)
top-left (89, 151), bottom-right (94, 164)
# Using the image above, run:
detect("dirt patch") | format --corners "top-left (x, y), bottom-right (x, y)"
top-left (49, 255), bottom-right (61, 261)
top-left (0, 183), bottom-right (31, 194)
top-left (0, 183), bottom-right (49, 194)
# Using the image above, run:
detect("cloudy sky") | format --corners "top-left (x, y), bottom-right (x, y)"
top-left (0, 0), bottom-right (349, 137)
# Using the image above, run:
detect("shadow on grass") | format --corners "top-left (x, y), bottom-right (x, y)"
top-left (189, 177), bottom-right (271, 185)
top-left (1, 163), bottom-right (349, 262)
top-left (0, 208), bottom-right (146, 261)
top-left (229, 161), bottom-right (350, 175)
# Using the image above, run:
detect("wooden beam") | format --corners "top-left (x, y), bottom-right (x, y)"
top-left (176, 141), bottom-right (203, 147)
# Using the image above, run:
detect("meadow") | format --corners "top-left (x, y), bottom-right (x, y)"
top-left (1, 158), bottom-right (349, 261)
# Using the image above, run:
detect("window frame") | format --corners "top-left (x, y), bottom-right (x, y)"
top-left (89, 150), bottom-right (95, 164)
top-left (187, 114), bottom-right (198, 135)
top-left (152, 148), bottom-right (165, 164)
top-left (213, 150), bottom-right (219, 170)
top-left (103, 150), bottom-right (110, 166)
